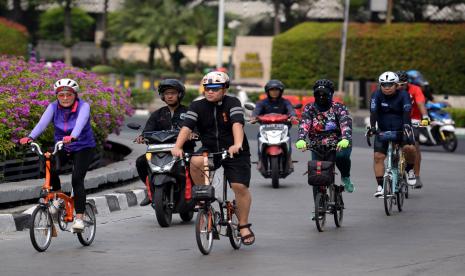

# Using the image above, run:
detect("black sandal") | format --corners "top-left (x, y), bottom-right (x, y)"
top-left (238, 223), bottom-right (255, 246)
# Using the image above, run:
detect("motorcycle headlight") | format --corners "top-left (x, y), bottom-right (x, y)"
top-left (259, 128), bottom-right (268, 142)
top-left (280, 126), bottom-right (289, 140)
top-left (162, 159), bottom-right (177, 171)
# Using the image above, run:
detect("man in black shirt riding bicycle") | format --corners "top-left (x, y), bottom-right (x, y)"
top-left (171, 71), bottom-right (255, 246)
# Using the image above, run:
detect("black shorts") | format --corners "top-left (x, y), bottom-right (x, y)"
top-left (212, 151), bottom-right (251, 187)
top-left (373, 135), bottom-right (408, 155)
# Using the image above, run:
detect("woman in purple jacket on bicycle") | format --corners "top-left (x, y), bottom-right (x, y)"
top-left (20, 78), bottom-right (96, 231)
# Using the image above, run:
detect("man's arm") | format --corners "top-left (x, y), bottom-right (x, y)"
top-left (174, 126), bottom-right (192, 149)
top-left (297, 105), bottom-right (312, 140)
top-left (252, 100), bottom-right (264, 117)
top-left (369, 92), bottom-right (378, 128)
top-left (402, 91), bottom-right (412, 126)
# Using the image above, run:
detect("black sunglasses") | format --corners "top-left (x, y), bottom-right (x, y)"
top-left (380, 82), bottom-right (396, 88)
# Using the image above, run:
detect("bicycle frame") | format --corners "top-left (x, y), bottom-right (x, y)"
top-left (384, 141), bottom-right (403, 196)
top-left (31, 142), bottom-right (75, 223)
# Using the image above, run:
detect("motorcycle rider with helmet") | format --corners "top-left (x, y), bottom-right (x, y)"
top-left (135, 79), bottom-right (196, 206)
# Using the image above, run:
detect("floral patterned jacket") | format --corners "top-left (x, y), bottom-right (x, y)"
top-left (298, 102), bottom-right (352, 147)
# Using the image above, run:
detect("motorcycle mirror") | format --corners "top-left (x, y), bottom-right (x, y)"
top-left (293, 103), bottom-right (303, 109)
top-left (127, 122), bottom-right (141, 130)
top-left (244, 102), bottom-right (256, 110)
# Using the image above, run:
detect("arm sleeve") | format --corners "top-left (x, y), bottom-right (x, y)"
top-left (70, 102), bottom-right (91, 138)
top-left (369, 92), bottom-right (378, 128)
top-left (298, 105), bottom-right (312, 140)
top-left (412, 85), bottom-right (425, 104)
top-left (284, 99), bottom-right (297, 116)
top-left (337, 104), bottom-right (352, 141)
top-left (142, 110), bottom-right (159, 133)
top-left (252, 100), bottom-right (264, 117)
top-left (229, 97), bottom-right (245, 125)
top-left (402, 91), bottom-right (412, 125)
top-left (182, 102), bottom-right (200, 131)
top-left (29, 104), bottom-right (54, 139)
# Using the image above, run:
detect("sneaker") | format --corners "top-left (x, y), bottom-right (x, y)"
top-left (72, 218), bottom-right (85, 231)
top-left (374, 186), bottom-right (384, 197)
top-left (342, 177), bottom-right (354, 193)
top-left (414, 176), bottom-right (423, 189)
top-left (139, 195), bottom-right (150, 206)
top-left (407, 169), bottom-right (417, 186)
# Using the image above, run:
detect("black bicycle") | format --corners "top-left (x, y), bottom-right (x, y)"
top-left (304, 144), bottom-right (344, 232)
top-left (184, 150), bottom-right (241, 255)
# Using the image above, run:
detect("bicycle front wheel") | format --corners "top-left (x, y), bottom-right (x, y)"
top-left (77, 202), bottom-right (97, 246)
top-left (383, 177), bottom-right (393, 216)
top-left (227, 202), bottom-right (241, 249)
top-left (195, 208), bottom-right (214, 255)
top-left (315, 192), bottom-right (327, 232)
top-left (30, 205), bottom-right (53, 252)
top-left (397, 179), bottom-right (406, 212)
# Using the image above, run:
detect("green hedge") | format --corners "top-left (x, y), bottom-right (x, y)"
top-left (272, 23), bottom-right (465, 95)
top-left (131, 88), bottom-right (155, 108)
top-left (447, 108), bottom-right (465, 128)
top-left (0, 17), bottom-right (28, 56)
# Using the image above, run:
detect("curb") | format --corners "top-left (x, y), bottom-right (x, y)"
top-left (0, 189), bottom-right (147, 233)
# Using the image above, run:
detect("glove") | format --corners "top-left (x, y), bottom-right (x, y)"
top-left (63, 136), bottom-right (75, 144)
top-left (420, 116), bottom-right (430, 127)
top-left (19, 137), bottom-right (32, 145)
top-left (337, 139), bottom-right (350, 150)
top-left (295, 139), bottom-right (307, 150)
top-left (366, 127), bottom-right (376, 137)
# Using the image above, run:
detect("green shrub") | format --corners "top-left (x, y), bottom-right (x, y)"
top-left (39, 7), bottom-right (95, 42)
top-left (0, 17), bottom-right (28, 56)
top-left (272, 22), bottom-right (465, 95)
top-left (182, 89), bottom-right (200, 106)
top-left (446, 108), bottom-right (465, 128)
top-left (131, 88), bottom-right (155, 108)
top-left (91, 65), bottom-right (117, 74)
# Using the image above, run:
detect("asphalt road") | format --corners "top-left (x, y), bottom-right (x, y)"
top-left (1, 115), bottom-right (465, 276)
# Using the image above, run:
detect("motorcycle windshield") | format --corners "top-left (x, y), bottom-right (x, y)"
top-left (143, 130), bottom-right (179, 143)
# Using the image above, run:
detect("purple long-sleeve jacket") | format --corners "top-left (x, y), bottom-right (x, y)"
top-left (29, 99), bottom-right (96, 152)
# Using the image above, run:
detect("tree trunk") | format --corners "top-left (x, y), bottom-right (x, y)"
top-left (11, 0), bottom-right (23, 23)
top-left (63, 0), bottom-right (73, 65)
top-left (148, 43), bottom-right (156, 70)
top-left (386, 0), bottom-right (393, 24)
top-left (273, 0), bottom-right (281, 35)
top-left (101, 0), bottom-right (109, 65)
top-left (195, 44), bottom-right (202, 73)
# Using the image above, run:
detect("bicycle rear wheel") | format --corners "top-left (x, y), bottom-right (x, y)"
top-left (383, 177), bottom-right (393, 216)
top-left (30, 205), bottom-right (53, 252)
top-left (227, 202), bottom-right (241, 249)
top-left (195, 208), bottom-right (214, 255)
top-left (315, 192), bottom-right (327, 232)
top-left (77, 202), bottom-right (97, 246)
top-left (333, 190), bottom-right (344, 227)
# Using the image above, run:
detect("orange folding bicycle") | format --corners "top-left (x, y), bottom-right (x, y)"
top-left (28, 141), bottom-right (96, 252)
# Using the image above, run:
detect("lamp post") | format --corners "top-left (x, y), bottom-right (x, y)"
top-left (227, 20), bottom-right (241, 79)
top-left (216, 0), bottom-right (225, 69)
top-left (338, 0), bottom-right (350, 93)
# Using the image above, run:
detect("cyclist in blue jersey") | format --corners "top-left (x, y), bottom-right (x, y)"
top-left (20, 78), bottom-right (96, 231)
top-left (367, 72), bottom-right (417, 197)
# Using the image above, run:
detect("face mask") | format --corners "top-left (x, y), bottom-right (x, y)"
top-left (315, 92), bottom-right (331, 109)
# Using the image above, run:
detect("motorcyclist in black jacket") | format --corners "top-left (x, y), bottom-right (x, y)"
top-left (135, 79), bottom-right (195, 206)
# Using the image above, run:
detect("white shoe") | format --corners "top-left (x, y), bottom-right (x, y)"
top-left (72, 218), bottom-right (85, 231)
top-left (407, 169), bottom-right (417, 186)
top-left (374, 186), bottom-right (384, 197)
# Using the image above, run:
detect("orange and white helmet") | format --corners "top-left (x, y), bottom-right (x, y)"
top-left (201, 71), bottom-right (230, 89)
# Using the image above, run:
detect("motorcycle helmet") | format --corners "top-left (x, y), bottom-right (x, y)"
top-left (201, 71), bottom-right (230, 89)
top-left (313, 79), bottom-right (335, 109)
top-left (158, 79), bottom-right (185, 101)
top-left (264, 79), bottom-right (285, 98)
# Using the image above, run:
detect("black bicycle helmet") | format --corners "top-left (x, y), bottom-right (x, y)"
top-left (158, 79), bottom-right (185, 101)
top-left (396, 70), bottom-right (409, 83)
top-left (264, 79), bottom-right (285, 98)
top-left (313, 79), bottom-right (335, 94)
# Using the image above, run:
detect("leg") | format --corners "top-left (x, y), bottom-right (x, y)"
top-left (230, 183), bottom-right (253, 243)
top-left (336, 147), bottom-right (354, 192)
top-left (374, 152), bottom-right (386, 178)
top-left (189, 156), bottom-right (206, 185)
top-left (71, 148), bottom-right (94, 218)
top-left (403, 144), bottom-right (417, 185)
top-left (136, 155), bottom-right (151, 206)
top-left (414, 142), bottom-right (421, 176)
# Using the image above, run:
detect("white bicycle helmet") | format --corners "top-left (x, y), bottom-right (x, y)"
top-left (201, 71), bottom-right (230, 88)
top-left (378, 71), bottom-right (399, 84)
top-left (54, 78), bottom-right (80, 93)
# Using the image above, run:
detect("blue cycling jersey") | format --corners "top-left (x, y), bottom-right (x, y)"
top-left (370, 89), bottom-right (412, 131)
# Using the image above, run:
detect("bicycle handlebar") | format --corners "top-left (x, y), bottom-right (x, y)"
top-left (30, 141), bottom-right (64, 156)
top-left (184, 150), bottom-right (229, 160)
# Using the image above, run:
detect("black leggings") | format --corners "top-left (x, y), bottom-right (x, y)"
top-left (50, 147), bottom-right (95, 214)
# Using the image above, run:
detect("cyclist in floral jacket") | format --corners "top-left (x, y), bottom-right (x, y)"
top-left (296, 79), bottom-right (354, 193)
